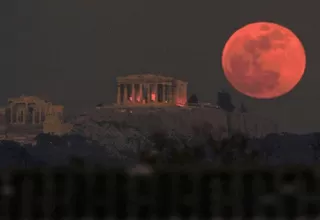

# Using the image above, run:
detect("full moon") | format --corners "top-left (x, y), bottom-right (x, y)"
top-left (221, 22), bottom-right (306, 99)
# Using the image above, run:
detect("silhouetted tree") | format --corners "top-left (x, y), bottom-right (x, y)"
top-left (177, 147), bottom-right (194, 164)
top-left (239, 102), bottom-right (248, 134)
top-left (217, 90), bottom-right (235, 137)
top-left (201, 122), bottom-right (214, 138)
top-left (146, 130), bottom-right (174, 164)
top-left (192, 145), bottom-right (206, 161)
top-left (239, 102), bottom-right (247, 113)
top-left (217, 90), bottom-right (235, 112)
top-left (209, 132), bottom-right (259, 166)
top-left (35, 133), bottom-right (63, 146)
top-left (148, 130), bottom-right (168, 152)
top-left (230, 132), bottom-right (261, 165)
top-left (192, 122), bottom-right (213, 138)
top-left (312, 132), bottom-right (320, 161)
top-left (187, 94), bottom-right (199, 105)
top-left (0, 140), bottom-right (36, 168)
top-left (62, 134), bottom-right (88, 146)
top-left (69, 156), bottom-right (86, 170)
top-left (0, 140), bottom-right (21, 148)
top-left (139, 149), bottom-right (158, 165)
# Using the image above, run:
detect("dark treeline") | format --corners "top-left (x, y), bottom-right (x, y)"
top-left (0, 131), bottom-right (258, 169)
top-left (1, 132), bottom-right (320, 218)
top-left (140, 130), bottom-right (259, 166)
top-left (1, 129), bottom-right (320, 169)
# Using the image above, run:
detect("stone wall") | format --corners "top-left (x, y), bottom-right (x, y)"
top-left (43, 115), bottom-right (73, 136)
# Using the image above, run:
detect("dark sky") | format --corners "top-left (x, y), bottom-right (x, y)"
top-left (2, 1), bottom-right (319, 133)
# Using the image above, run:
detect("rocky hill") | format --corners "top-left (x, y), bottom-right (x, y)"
top-left (0, 107), bottom-right (317, 168)
top-left (70, 106), bottom-right (276, 147)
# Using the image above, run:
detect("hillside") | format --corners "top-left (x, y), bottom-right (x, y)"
top-left (0, 107), bottom-right (317, 168)
top-left (69, 106), bottom-right (277, 151)
top-left (66, 107), bottom-right (318, 166)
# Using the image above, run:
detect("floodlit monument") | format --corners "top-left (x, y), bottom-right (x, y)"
top-left (5, 95), bottom-right (64, 125)
top-left (115, 74), bottom-right (188, 107)
top-left (0, 95), bottom-right (72, 142)
top-left (43, 114), bottom-right (73, 136)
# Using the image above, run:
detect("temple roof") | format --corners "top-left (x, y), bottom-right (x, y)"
top-left (117, 73), bottom-right (187, 83)
top-left (7, 95), bottom-right (63, 106)
top-left (8, 95), bottom-right (46, 104)
top-left (52, 105), bottom-right (64, 110)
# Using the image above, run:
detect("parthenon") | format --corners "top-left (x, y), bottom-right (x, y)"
top-left (116, 74), bottom-right (188, 106)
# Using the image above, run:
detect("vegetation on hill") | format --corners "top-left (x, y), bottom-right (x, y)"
top-left (0, 128), bottom-right (319, 169)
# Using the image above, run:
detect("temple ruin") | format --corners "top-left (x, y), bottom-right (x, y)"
top-left (0, 95), bottom-right (73, 142)
top-left (5, 95), bottom-right (64, 125)
top-left (116, 74), bottom-right (188, 107)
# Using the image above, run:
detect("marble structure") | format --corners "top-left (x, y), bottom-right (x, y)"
top-left (0, 95), bottom-right (72, 141)
top-left (116, 74), bottom-right (188, 107)
top-left (5, 95), bottom-right (64, 125)
top-left (43, 114), bottom-right (73, 136)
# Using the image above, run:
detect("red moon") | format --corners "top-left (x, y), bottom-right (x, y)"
top-left (221, 22), bottom-right (306, 99)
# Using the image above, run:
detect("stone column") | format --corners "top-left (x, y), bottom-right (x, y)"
top-left (147, 84), bottom-right (150, 103)
top-left (150, 84), bottom-right (155, 102)
top-left (167, 84), bottom-right (172, 103)
top-left (177, 85), bottom-right (181, 104)
top-left (39, 107), bottom-right (41, 123)
top-left (184, 83), bottom-right (188, 105)
top-left (23, 109), bottom-right (26, 124)
top-left (174, 85), bottom-right (178, 104)
top-left (23, 103), bottom-right (27, 124)
top-left (117, 84), bottom-right (121, 104)
top-left (32, 110), bottom-right (35, 124)
top-left (131, 84), bottom-right (135, 103)
top-left (16, 110), bottom-right (19, 124)
top-left (154, 84), bottom-right (158, 103)
top-left (10, 104), bottom-right (13, 124)
top-left (123, 84), bottom-right (128, 104)
top-left (139, 84), bottom-right (143, 103)
top-left (162, 83), bottom-right (166, 103)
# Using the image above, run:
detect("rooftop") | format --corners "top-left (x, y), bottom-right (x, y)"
top-left (116, 73), bottom-right (187, 83)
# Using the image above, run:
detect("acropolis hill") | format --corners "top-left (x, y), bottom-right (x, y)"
top-left (82, 73), bottom-right (277, 140)
top-left (0, 73), bottom-right (277, 144)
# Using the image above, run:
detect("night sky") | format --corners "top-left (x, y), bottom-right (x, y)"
top-left (2, 1), bottom-right (319, 133)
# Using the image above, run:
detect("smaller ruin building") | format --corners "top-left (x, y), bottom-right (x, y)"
top-left (6, 95), bottom-right (63, 125)
top-left (115, 74), bottom-right (188, 107)
top-left (0, 95), bottom-right (72, 142)
top-left (43, 114), bottom-right (73, 136)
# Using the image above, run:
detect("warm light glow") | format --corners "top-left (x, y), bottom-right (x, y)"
top-left (221, 22), bottom-right (306, 99)
top-left (151, 93), bottom-right (156, 101)
top-left (175, 98), bottom-right (186, 107)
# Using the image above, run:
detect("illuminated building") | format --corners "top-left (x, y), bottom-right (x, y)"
top-left (115, 74), bottom-right (188, 107)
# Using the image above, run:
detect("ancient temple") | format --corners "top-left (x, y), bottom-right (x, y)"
top-left (5, 95), bottom-right (64, 125)
top-left (116, 74), bottom-right (188, 107)
top-left (0, 95), bottom-right (70, 142)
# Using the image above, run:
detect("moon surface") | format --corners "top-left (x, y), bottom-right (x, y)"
top-left (221, 22), bottom-right (306, 99)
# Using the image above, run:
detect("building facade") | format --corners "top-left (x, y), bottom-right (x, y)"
top-left (116, 74), bottom-right (188, 107)
top-left (5, 95), bottom-right (64, 125)
top-left (0, 95), bottom-right (72, 141)
top-left (43, 114), bottom-right (73, 136)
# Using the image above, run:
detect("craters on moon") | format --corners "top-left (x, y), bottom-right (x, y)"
top-left (228, 54), bottom-right (281, 95)
top-left (226, 24), bottom-right (291, 97)
top-left (222, 22), bottom-right (306, 99)
top-left (260, 24), bottom-right (270, 31)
